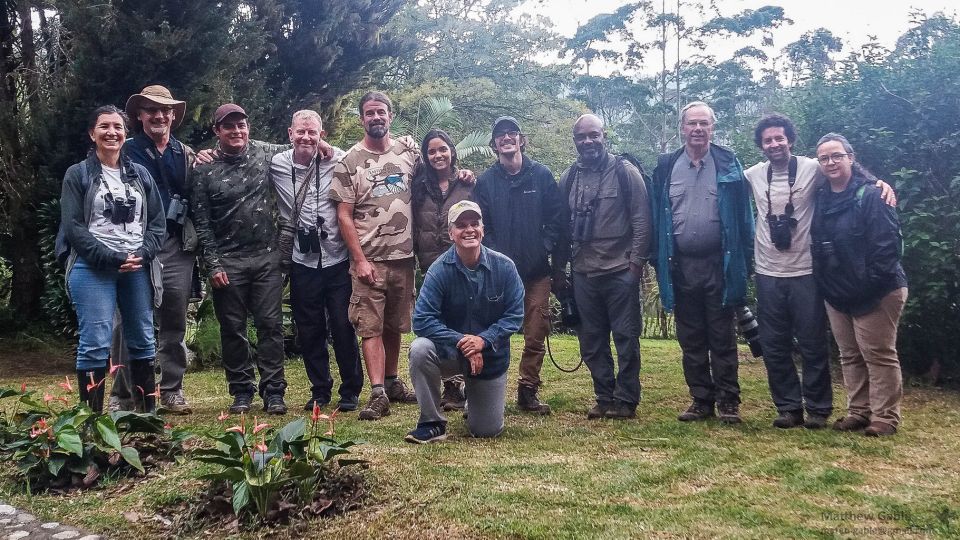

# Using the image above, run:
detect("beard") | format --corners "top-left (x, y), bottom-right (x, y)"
top-left (577, 144), bottom-right (603, 163)
top-left (366, 123), bottom-right (388, 139)
top-left (146, 124), bottom-right (169, 137)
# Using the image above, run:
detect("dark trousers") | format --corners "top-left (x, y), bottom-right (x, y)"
top-left (211, 252), bottom-right (287, 398)
top-left (672, 254), bottom-right (740, 405)
top-left (573, 268), bottom-right (643, 407)
top-left (756, 273), bottom-right (833, 416)
top-left (290, 260), bottom-right (363, 404)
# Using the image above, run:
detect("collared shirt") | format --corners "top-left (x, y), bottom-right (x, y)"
top-left (560, 152), bottom-right (651, 276)
top-left (270, 148), bottom-right (348, 269)
top-left (124, 133), bottom-right (187, 212)
top-left (669, 148), bottom-right (722, 256)
top-left (412, 245), bottom-right (524, 380)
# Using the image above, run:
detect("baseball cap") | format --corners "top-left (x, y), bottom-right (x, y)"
top-left (448, 200), bottom-right (483, 226)
top-left (213, 103), bottom-right (247, 126)
top-left (491, 116), bottom-right (521, 135)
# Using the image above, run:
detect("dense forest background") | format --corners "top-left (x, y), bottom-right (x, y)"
top-left (1, 1), bottom-right (957, 381)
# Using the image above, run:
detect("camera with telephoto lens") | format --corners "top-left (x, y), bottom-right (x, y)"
top-left (166, 194), bottom-right (188, 225)
top-left (571, 207), bottom-right (595, 243)
top-left (767, 210), bottom-right (797, 251)
top-left (296, 217), bottom-right (328, 253)
top-left (104, 195), bottom-right (135, 225)
top-left (736, 306), bottom-right (763, 358)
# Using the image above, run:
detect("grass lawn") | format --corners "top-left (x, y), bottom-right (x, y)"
top-left (1, 334), bottom-right (958, 539)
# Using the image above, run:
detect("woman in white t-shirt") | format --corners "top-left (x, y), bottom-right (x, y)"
top-left (59, 105), bottom-right (166, 413)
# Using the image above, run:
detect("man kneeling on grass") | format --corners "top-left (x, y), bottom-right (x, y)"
top-left (405, 201), bottom-right (524, 443)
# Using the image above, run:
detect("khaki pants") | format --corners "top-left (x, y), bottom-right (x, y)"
top-left (825, 288), bottom-right (908, 428)
top-left (518, 276), bottom-right (552, 388)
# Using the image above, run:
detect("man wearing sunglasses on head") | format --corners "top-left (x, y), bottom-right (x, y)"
top-left (270, 110), bottom-right (363, 413)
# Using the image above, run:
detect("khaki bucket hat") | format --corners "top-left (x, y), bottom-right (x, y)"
top-left (125, 85), bottom-right (187, 128)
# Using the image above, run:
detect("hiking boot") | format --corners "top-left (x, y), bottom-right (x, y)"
top-left (160, 390), bottom-right (193, 415)
top-left (587, 401), bottom-right (611, 420)
top-left (717, 402), bottom-right (742, 424)
top-left (107, 395), bottom-right (133, 413)
top-left (832, 415), bottom-right (870, 432)
top-left (336, 395), bottom-right (359, 412)
top-left (385, 378), bottom-right (417, 403)
top-left (440, 379), bottom-right (466, 411)
top-left (605, 403), bottom-right (637, 420)
top-left (358, 392), bottom-right (391, 421)
top-left (678, 401), bottom-right (715, 422)
top-left (77, 368), bottom-right (107, 414)
top-left (804, 413), bottom-right (830, 430)
top-left (517, 385), bottom-right (551, 415)
top-left (303, 397), bottom-right (329, 412)
top-left (864, 421), bottom-right (897, 437)
top-left (229, 392), bottom-right (254, 414)
top-left (405, 422), bottom-right (448, 444)
top-left (264, 394), bottom-right (288, 415)
top-left (772, 410), bottom-right (804, 429)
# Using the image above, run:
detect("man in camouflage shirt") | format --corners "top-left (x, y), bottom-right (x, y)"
top-left (330, 91), bottom-right (420, 421)
top-left (192, 103), bottom-right (291, 415)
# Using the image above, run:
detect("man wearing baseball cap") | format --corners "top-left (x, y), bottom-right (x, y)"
top-left (107, 85), bottom-right (197, 414)
top-left (472, 116), bottom-right (568, 415)
top-left (406, 200), bottom-right (524, 443)
top-left (191, 103), bottom-right (294, 415)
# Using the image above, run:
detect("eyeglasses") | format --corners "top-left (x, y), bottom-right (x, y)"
top-left (142, 106), bottom-right (174, 115)
top-left (494, 130), bottom-right (520, 140)
top-left (817, 152), bottom-right (851, 165)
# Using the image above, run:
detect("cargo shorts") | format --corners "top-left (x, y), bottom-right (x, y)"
top-left (348, 257), bottom-right (415, 338)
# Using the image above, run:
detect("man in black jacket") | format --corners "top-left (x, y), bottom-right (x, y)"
top-left (473, 116), bottom-right (568, 414)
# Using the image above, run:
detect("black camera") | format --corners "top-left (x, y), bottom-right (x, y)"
top-left (817, 240), bottom-right (840, 269)
top-left (166, 194), bottom-right (188, 225)
top-left (296, 216), bottom-right (328, 254)
top-left (571, 207), bottom-right (595, 243)
top-left (104, 195), bottom-right (135, 225)
top-left (556, 288), bottom-right (580, 328)
top-left (736, 306), bottom-right (762, 358)
top-left (767, 211), bottom-right (797, 251)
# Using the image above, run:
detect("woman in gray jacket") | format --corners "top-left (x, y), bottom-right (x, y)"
top-left (60, 105), bottom-right (165, 413)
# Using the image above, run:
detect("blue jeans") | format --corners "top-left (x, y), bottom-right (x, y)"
top-left (69, 259), bottom-right (155, 370)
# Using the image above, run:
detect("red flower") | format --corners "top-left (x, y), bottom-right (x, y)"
top-left (20, 381), bottom-right (27, 393)
top-left (108, 356), bottom-right (124, 377)
top-left (217, 411), bottom-right (230, 422)
top-left (86, 372), bottom-right (104, 392)
top-left (252, 417), bottom-right (270, 435)
top-left (57, 376), bottom-right (74, 393)
top-left (225, 425), bottom-right (245, 435)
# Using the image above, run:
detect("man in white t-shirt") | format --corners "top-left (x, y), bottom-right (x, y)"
top-left (745, 114), bottom-right (832, 430)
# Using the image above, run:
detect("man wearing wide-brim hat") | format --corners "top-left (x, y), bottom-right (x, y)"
top-left (108, 84), bottom-right (198, 415)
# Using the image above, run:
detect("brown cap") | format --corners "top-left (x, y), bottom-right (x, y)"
top-left (125, 85), bottom-right (187, 128)
top-left (213, 103), bottom-right (247, 126)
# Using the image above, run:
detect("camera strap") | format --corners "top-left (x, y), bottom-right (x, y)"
top-left (290, 158), bottom-right (317, 229)
top-left (765, 155), bottom-right (798, 219)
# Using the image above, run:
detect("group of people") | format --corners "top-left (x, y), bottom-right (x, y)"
top-left (60, 87), bottom-right (908, 444)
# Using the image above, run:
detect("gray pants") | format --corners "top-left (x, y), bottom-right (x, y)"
top-left (111, 234), bottom-right (194, 400)
top-left (211, 252), bottom-right (287, 398)
top-left (572, 268), bottom-right (642, 407)
top-left (756, 274), bottom-right (833, 416)
top-left (408, 337), bottom-right (506, 438)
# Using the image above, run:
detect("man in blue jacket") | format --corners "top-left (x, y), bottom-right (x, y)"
top-left (406, 201), bottom-right (524, 443)
top-left (648, 101), bottom-right (755, 424)
top-left (473, 116), bottom-right (568, 415)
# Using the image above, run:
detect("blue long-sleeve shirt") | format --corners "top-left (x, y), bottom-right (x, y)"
top-left (413, 245), bottom-right (524, 379)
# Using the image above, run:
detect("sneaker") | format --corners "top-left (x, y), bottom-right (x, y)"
top-left (832, 415), bottom-right (870, 432)
top-left (264, 394), bottom-right (288, 415)
top-left (336, 396), bottom-right (359, 412)
top-left (863, 421), bottom-right (897, 437)
top-left (160, 390), bottom-right (193, 415)
top-left (772, 410), bottom-right (804, 429)
top-left (404, 422), bottom-right (448, 444)
top-left (678, 401), bottom-right (715, 422)
top-left (385, 378), bottom-right (417, 403)
top-left (303, 397), bottom-right (329, 412)
top-left (517, 385), bottom-right (551, 415)
top-left (228, 392), bottom-right (254, 414)
top-left (587, 401), bottom-right (610, 420)
top-left (717, 402), bottom-right (742, 424)
top-left (440, 379), bottom-right (466, 411)
top-left (358, 392), bottom-right (390, 421)
top-left (804, 413), bottom-right (830, 430)
top-left (605, 403), bottom-right (637, 420)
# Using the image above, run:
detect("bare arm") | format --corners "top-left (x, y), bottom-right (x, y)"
top-left (336, 201), bottom-right (377, 284)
